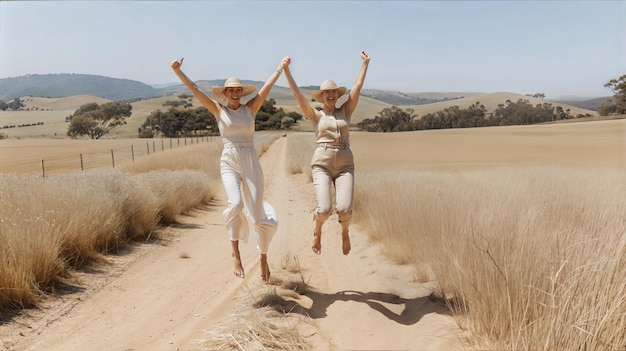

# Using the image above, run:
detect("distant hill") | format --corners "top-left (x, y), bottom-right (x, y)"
top-left (159, 79), bottom-right (295, 96)
top-left (552, 96), bottom-right (613, 111)
top-left (1, 74), bottom-right (601, 119)
top-left (360, 89), bottom-right (474, 106)
top-left (0, 74), bottom-right (166, 101)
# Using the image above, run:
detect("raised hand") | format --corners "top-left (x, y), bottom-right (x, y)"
top-left (360, 50), bottom-right (370, 63)
top-left (171, 57), bottom-right (184, 70)
top-left (278, 56), bottom-right (291, 72)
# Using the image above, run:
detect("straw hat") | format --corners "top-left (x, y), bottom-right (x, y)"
top-left (312, 80), bottom-right (346, 103)
top-left (211, 77), bottom-right (256, 99)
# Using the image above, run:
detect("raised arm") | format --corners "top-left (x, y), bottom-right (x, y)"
top-left (341, 50), bottom-right (371, 118)
top-left (283, 58), bottom-right (320, 121)
top-left (171, 58), bottom-right (221, 117)
top-left (247, 56), bottom-right (290, 115)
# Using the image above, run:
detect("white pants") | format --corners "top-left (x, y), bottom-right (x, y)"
top-left (220, 145), bottom-right (277, 254)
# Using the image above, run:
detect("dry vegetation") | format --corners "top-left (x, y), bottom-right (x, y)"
top-left (0, 133), bottom-right (279, 311)
top-left (354, 122), bottom-right (626, 350)
top-left (1, 99), bottom-right (623, 349)
top-left (285, 118), bottom-right (625, 350)
top-left (201, 255), bottom-right (314, 351)
top-left (353, 169), bottom-right (625, 350)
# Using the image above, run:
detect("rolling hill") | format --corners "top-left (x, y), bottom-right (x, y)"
top-left (0, 73), bottom-right (607, 139)
top-left (0, 74), bottom-right (165, 101)
top-left (1, 73), bottom-right (611, 112)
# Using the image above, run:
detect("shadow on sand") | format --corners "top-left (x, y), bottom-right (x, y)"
top-left (265, 288), bottom-right (450, 325)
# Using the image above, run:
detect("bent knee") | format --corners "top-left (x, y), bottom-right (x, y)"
top-left (315, 207), bottom-right (332, 222)
top-left (337, 208), bottom-right (352, 224)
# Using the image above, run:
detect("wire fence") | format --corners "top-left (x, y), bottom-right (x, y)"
top-left (1, 136), bottom-right (220, 177)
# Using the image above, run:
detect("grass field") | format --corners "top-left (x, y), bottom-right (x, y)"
top-left (0, 136), bottom-right (219, 176)
top-left (1, 96), bottom-right (623, 349)
top-left (284, 118), bottom-right (625, 350)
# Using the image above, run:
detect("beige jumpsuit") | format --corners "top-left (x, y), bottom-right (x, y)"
top-left (310, 109), bottom-right (354, 227)
top-left (218, 105), bottom-right (277, 254)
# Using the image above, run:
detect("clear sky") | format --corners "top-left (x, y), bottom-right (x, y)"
top-left (1, 1), bottom-right (624, 99)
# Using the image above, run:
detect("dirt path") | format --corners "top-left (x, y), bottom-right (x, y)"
top-left (1, 137), bottom-right (465, 351)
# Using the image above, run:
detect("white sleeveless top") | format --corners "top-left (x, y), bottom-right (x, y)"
top-left (218, 105), bottom-right (255, 145)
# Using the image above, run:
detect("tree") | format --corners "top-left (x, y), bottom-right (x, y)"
top-left (1, 98), bottom-right (24, 111)
top-left (141, 107), bottom-right (217, 138)
top-left (599, 74), bottom-right (626, 115)
top-left (357, 106), bottom-right (417, 132)
top-left (67, 101), bottom-right (132, 139)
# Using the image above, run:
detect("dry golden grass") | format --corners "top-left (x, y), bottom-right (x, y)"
top-left (283, 118), bottom-right (625, 350)
top-left (21, 95), bottom-right (111, 110)
top-left (0, 167), bottom-right (214, 308)
top-left (202, 305), bottom-right (312, 351)
top-left (201, 254), bottom-right (314, 351)
top-left (0, 136), bottom-right (220, 175)
top-left (353, 168), bottom-right (625, 350)
top-left (285, 132), bottom-right (315, 181)
top-left (348, 120), bottom-right (624, 349)
top-left (0, 133), bottom-right (280, 311)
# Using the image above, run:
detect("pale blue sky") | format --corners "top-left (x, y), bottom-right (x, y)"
top-left (1, 1), bottom-right (624, 98)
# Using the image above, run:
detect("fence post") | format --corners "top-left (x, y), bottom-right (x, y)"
top-left (161, 139), bottom-right (164, 151)
top-left (80, 153), bottom-right (84, 171)
top-left (170, 139), bottom-right (172, 149)
top-left (152, 140), bottom-right (155, 153)
top-left (41, 159), bottom-right (45, 178)
top-left (146, 141), bottom-right (150, 155)
top-left (131, 145), bottom-right (135, 162)
top-left (111, 149), bottom-right (115, 168)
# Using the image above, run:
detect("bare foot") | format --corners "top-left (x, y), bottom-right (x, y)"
top-left (312, 231), bottom-right (322, 255)
top-left (342, 232), bottom-right (351, 255)
top-left (232, 254), bottom-right (245, 278)
top-left (260, 254), bottom-right (270, 283)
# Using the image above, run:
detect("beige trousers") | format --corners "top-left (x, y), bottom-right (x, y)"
top-left (311, 145), bottom-right (355, 227)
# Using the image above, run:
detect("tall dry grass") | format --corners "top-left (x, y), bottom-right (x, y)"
top-left (285, 132), bottom-right (315, 181)
top-left (0, 133), bottom-right (281, 311)
top-left (352, 168), bottom-right (626, 350)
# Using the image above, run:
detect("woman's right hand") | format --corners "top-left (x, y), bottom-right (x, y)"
top-left (360, 50), bottom-right (370, 63)
top-left (171, 57), bottom-right (184, 71)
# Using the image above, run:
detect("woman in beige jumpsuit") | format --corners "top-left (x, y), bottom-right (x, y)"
top-left (171, 56), bottom-right (289, 282)
top-left (283, 51), bottom-right (370, 255)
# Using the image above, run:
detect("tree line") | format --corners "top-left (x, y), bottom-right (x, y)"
top-left (357, 99), bottom-right (581, 132)
top-left (65, 96), bottom-right (303, 139)
top-left (139, 97), bottom-right (302, 138)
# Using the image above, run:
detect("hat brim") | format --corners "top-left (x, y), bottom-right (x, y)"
top-left (211, 85), bottom-right (257, 99)
top-left (312, 86), bottom-right (347, 103)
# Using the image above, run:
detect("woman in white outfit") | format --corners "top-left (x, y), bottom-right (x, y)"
top-left (283, 51), bottom-right (370, 256)
top-left (171, 56), bottom-right (289, 282)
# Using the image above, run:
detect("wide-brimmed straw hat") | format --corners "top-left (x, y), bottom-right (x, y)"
top-left (312, 80), bottom-right (347, 103)
top-left (211, 77), bottom-right (256, 99)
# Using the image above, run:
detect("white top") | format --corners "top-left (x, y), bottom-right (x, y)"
top-left (218, 105), bottom-right (255, 146)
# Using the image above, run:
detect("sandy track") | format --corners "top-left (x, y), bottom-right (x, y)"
top-left (1, 137), bottom-right (464, 351)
